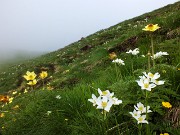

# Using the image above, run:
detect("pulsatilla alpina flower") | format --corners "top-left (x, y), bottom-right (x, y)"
top-left (23, 71), bottom-right (37, 81)
top-left (129, 102), bottom-right (151, 124)
top-left (137, 72), bottom-right (165, 91)
top-left (39, 71), bottom-right (48, 79)
top-left (96, 96), bottom-right (113, 112)
top-left (162, 102), bottom-right (172, 108)
top-left (151, 51), bottom-right (169, 59)
top-left (134, 102), bottom-right (152, 113)
top-left (88, 88), bottom-right (122, 112)
top-left (126, 48), bottom-right (139, 55)
top-left (112, 58), bottom-right (125, 65)
top-left (142, 24), bottom-right (160, 32)
top-left (27, 79), bottom-right (37, 86)
top-left (0, 95), bottom-right (9, 103)
top-left (109, 52), bottom-right (117, 60)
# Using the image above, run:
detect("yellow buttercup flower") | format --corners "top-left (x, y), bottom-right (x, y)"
top-left (160, 133), bottom-right (169, 135)
top-left (27, 79), bottom-right (37, 86)
top-left (162, 102), bottom-right (172, 108)
top-left (23, 71), bottom-right (37, 81)
top-left (9, 97), bottom-right (14, 104)
top-left (109, 52), bottom-right (117, 60)
top-left (142, 24), bottom-right (160, 32)
top-left (0, 113), bottom-right (5, 118)
top-left (39, 71), bottom-right (48, 79)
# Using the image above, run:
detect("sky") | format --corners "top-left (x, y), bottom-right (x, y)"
top-left (0, 0), bottom-right (178, 54)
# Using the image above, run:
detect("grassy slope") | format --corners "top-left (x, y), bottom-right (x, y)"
top-left (0, 2), bottom-right (180, 135)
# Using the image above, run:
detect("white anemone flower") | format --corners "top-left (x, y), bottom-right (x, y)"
top-left (112, 58), bottom-right (125, 65)
top-left (126, 48), bottom-right (139, 55)
top-left (96, 96), bottom-right (113, 112)
top-left (55, 95), bottom-right (61, 99)
top-left (151, 51), bottom-right (169, 59)
top-left (137, 115), bottom-right (148, 124)
top-left (134, 102), bottom-right (152, 113)
top-left (88, 94), bottom-right (98, 106)
top-left (110, 97), bottom-right (122, 105)
top-left (143, 72), bottom-right (165, 85)
top-left (98, 88), bottom-right (114, 97)
top-left (136, 77), bottom-right (156, 91)
top-left (129, 109), bottom-right (141, 119)
top-left (134, 102), bottom-right (146, 113)
top-left (143, 72), bottom-right (160, 80)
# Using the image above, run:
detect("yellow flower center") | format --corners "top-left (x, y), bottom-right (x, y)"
top-left (101, 102), bottom-right (107, 108)
top-left (149, 73), bottom-right (154, 78)
top-left (102, 91), bottom-right (108, 96)
top-left (144, 83), bottom-right (149, 88)
top-left (138, 117), bottom-right (143, 122)
top-left (139, 106), bottom-right (143, 111)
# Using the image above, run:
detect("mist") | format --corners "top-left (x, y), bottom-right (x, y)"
top-left (0, 0), bottom-right (178, 62)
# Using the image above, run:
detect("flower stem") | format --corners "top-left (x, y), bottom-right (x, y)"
top-left (138, 124), bottom-right (142, 135)
top-left (150, 34), bottom-right (155, 67)
top-left (147, 51), bottom-right (151, 72)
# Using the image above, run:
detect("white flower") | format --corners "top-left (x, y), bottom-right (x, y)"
top-left (88, 94), bottom-right (98, 106)
top-left (126, 48), bottom-right (139, 55)
top-left (152, 80), bottom-right (165, 85)
top-left (151, 51), bottom-right (169, 59)
top-left (129, 109), bottom-right (141, 119)
top-left (110, 97), bottom-right (122, 105)
top-left (143, 72), bottom-right (165, 86)
top-left (112, 58), bottom-right (125, 65)
top-left (137, 115), bottom-right (148, 124)
top-left (134, 102), bottom-right (152, 114)
top-left (134, 102), bottom-right (146, 113)
top-left (98, 88), bottom-right (114, 97)
top-left (143, 72), bottom-right (160, 80)
top-left (136, 76), bottom-right (156, 91)
top-left (46, 111), bottom-right (52, 115)
top-left (96, 96), bottom-right (113, 112)
top-left (141, 55), bottom-right (145, 57)
top-left (55, 95), bottom-right (61, 99)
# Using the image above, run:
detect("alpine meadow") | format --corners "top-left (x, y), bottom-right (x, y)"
top-left (0, 2), bottom-right (180, 135)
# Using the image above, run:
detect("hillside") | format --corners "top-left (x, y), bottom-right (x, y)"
top-left (0, 2), bottom-right (180, 135)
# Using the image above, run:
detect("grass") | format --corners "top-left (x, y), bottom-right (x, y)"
top-left (0, 1), bottom-right (180, 135)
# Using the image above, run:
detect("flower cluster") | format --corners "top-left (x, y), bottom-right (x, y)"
top-left (136, 72), bottom-right (165, 91)
top-left (126, 48), bottom-right (139, 55)
top-left (151, 51), bottom-right (169, 60)
top-left (112, 58), bottom-right (125, 65)
top-left (23, 71), bottom-right (48, 86)
top-left (129, 102), bottom-right (152, 124)
top-left (23, 71), bottom-right (37, 86)
top-left (88, 88), bottom-right (122, 112)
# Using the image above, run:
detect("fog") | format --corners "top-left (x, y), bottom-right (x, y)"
top-left (0, 0), bottom-right (178, 61)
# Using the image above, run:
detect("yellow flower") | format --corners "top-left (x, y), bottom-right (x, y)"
top-left (12, 91), bottom-right (17, 95)
top-left (164, 133), bottom-right (169, 135)
top-left (142, 24), bottom-right (160, 32)
top-left (39, 71), bottom-right (48, 79)
top-left (27, 79), bottom-right (37, 86)
top-left (0, 95), bottom-right (9, 103)
top-left (162, 102), bottom-right (172, 108)
top-left (109, 52), bottom-right (117, 60)
top-left (0, 113), bottom-right (5, 118)
top-left (9, 97), bottom-right (14, 104)
top-left (24, 89), bottom-right (28, 93)
top-left (12, 105), bottom-right (20, 110)
top-left (23, 71), bottom-right (37, 81)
